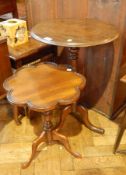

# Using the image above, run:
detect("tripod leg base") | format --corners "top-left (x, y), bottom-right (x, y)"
top-left (53, 130), bottom-right (82, 158)
top-left (22, 131), bottom-right (46, 169)
top-left (76, 105), bottom-right (105, 134)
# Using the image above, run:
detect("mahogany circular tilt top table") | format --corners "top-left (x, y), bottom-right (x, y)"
top-left (31, 18), bottom-right (119, 127)
top-left (30, 18), bottom-right (119, 134)
top-left (31, 18), bottom-right (119, 70)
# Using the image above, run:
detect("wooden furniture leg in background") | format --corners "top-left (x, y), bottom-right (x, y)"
top-left (13, 105), bottom-right (28, 125)
top-left (76, 105), bottom-right (104, 134)
top-left (13, 105), bottom-right (21, 125)
top-left (68, 47), bottom-right (105, 134)
top-left (114, 109), bottom-right (126, 154)
top-left (56, 105), bottom-right (72, 131)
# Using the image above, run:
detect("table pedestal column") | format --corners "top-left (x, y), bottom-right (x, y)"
top-left (67, 47), bottom-right (105, 134)
top-left (68, 47), bottom-right (79, 71)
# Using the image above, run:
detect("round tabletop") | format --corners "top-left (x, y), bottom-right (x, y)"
top-left (31, 18), bottom-right (119, 47)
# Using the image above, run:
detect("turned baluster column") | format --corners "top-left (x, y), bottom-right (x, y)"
top-left (68, 47), bottom-right (80, 71)
top-left (43, 111), bottom-right (53, 144)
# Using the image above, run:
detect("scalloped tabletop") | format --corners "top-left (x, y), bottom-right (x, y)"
top-left (4, 63), bottom-right (86, 112)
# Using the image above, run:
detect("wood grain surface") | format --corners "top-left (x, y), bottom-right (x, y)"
top-left (4, 63), bottom-right (85, 111)
top-left (31, 18), bottom-right (119, 47)
top-left (8, 37), bottom-right (48, 60)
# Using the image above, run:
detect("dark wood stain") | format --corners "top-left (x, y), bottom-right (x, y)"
top-left (0, 0), bottom-right (18, 17)
top-left (25, 0), bottom-right (126, 118)
top-left (0, 39), bottom-right (12, 98)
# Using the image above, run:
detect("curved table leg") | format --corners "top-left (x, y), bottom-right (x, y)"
top-left (76, 105), bottom-right (105, 134)
top-left (13, 105), bottom-right (22, 125)
top-left (24, 106), bottom-right (28, 117)
top-left (56, 105), bottom-right (72, 132)
top-left (67, 47), bottom-right (105, 134)
top-left (113, 110), bottom-right (126, 154)
top-left (53, 130), bottom-right (82, 158)
top-left (113, 127), bottom-right (125, 154)
top-left (22, 131), bottom-right (46, 169)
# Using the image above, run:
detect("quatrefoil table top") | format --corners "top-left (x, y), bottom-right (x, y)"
top-left (3, 63), bottom-right (86, 112)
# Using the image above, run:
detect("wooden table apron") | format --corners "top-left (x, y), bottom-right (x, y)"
top-left (31, 18), bottom-right (119, 117)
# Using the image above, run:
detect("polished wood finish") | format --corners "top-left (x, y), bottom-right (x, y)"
top-left (4, 62), bottom-right (104, 134)
top-left (4, 63), bottom-right (85, 110)
top-left (9, 37), bottom-right (57, 69)
top-left (0, 39), bottom-right (12, 98)
top-left (31, 19), bottom-right (119, 116)
top-left (31, 19), bottom-right (119, 48)
top-left (0, 0), bottom-right (18, 17)
top-left (4, 63), bottom-right (86, 168)
top-left (26, 0), bottom-right (126, 119)
top-left (31, 18), bottom-right (119, 71)
top-left (77, 105), bottom-right (104, 134)
top-left (25, 0), bottom-right (88, 29)
top-left (56, 105), bottom-right (72, 132)
top-left (57, 104), bottom-right (104, 135)
top-left (4, 63), bottom-right (105, 168)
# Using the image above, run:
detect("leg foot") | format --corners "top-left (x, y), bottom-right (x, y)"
top-left (53, 130), bottom-right (82, 158)
top-left (77, 105), bottom-right (105, 134)
top-left (22, 131), bottom-right (46, 169)
top-left (113, 128), bottom-right (125, 154)
top-left (114, 110), bottom-right (126, 154)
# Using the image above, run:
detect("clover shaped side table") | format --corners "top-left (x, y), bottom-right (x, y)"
top-left (4, 63), bottom-right (86, 168)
